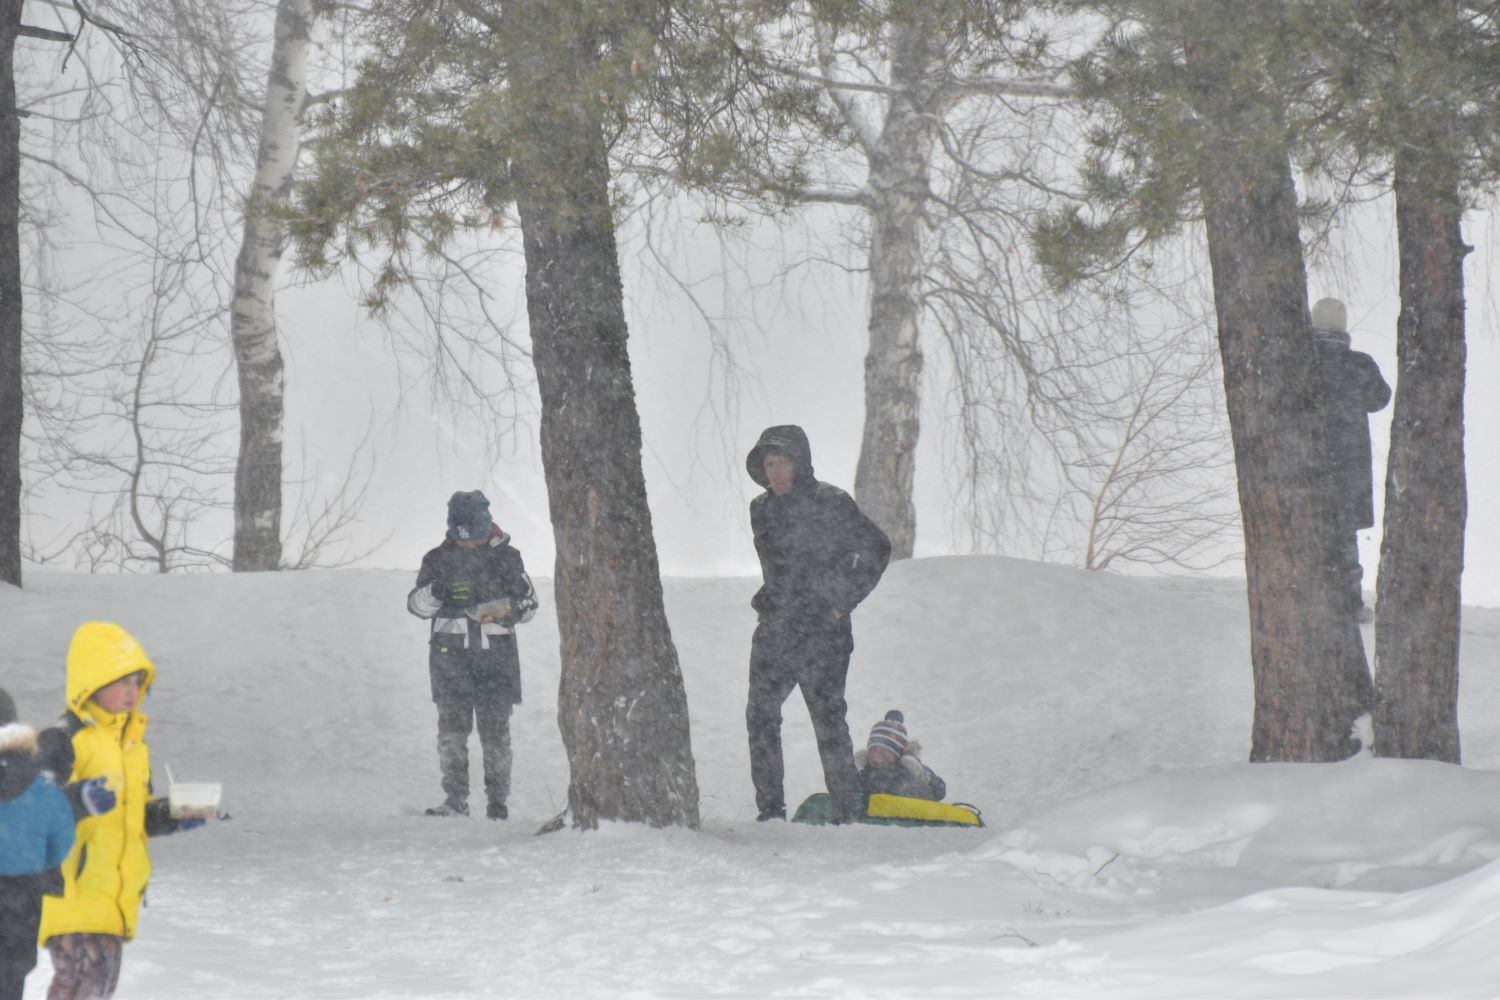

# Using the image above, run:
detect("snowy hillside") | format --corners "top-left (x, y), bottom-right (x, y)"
top-left (7, 556), bottom-right (1500, 997)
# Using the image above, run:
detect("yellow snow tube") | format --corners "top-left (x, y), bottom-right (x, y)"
top-left (866, 794), bottom-right (983, 827)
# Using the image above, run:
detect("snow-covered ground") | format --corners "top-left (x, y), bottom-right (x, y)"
top-left (7, 555), bottom-right (1500, 998)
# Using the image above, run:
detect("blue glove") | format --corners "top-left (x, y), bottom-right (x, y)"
top-left (177, 818), bottom-right (206, 832)
top-left (78, 777), bottom-right (116, 816)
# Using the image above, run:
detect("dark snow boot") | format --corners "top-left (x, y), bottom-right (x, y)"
top-left (487, 801), bottom-right (508, 821)
top-left (756, 805), bottom-right (786, 822)
top-left (425, 799), bottom-right (469, 817)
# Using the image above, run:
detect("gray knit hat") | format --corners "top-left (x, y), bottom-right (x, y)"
top-left (867, 709), bottom-right (908, 758)
top-left (1311, 298), bottom-right (1351, 347)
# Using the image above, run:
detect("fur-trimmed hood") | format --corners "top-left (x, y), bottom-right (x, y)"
top-left (0, 722), bottom-right (42, 801)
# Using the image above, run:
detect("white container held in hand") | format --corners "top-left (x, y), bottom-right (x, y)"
top-left (467, 597), bottom-right (512, 624)
top-left (164, 764), bottom-right (222, 821)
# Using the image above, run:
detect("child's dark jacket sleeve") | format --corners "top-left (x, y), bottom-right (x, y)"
top-left (44, 781), bottom-right (76, 867)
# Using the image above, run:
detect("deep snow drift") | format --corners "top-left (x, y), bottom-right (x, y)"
top-left (6, 556), bottom-right (1500, 998)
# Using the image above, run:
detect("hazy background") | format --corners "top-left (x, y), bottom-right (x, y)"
top-left (270, 194), bottom-right (1500, 607)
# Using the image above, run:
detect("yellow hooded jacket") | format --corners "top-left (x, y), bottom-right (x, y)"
top-left (39, 622), bottom-right (159, 944)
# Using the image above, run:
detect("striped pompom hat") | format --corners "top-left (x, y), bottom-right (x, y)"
top-left (867, 709), bottom-right (908, 757)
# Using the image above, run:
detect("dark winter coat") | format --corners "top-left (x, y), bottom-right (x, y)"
top-left (1312, 336), bottom-right (1391, 530)
top-left (746, 425), bottom-right (891, 627)
top-left (407, 526), bottom-right (538, 706)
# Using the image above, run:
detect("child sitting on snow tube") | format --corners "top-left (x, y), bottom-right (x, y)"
top-left (855, 710), bottom-right (946, 802)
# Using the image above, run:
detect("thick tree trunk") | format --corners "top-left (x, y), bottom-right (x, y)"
top-left (500, 2), bottom-right (699, 830)
top-left (1185, 8), bottom-right (1372, 761)
top-left (230, 0), bottom-right (311, 572)
top-left (1372, 161), bottom-right (1467, 762)
top-left (0, 0), bottom-right (21, 587)
top-left (852, 18), bottom-right (942, 562)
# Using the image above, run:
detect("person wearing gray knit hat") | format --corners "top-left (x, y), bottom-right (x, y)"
top-left (1310, 297), bottom-right (1391, 623)
top-left (854, 709), bottom-right (947, 802)
top-left (865, 709), bottom-right (909, 766)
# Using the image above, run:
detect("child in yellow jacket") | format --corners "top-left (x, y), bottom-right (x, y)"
top-left (36, 623), bottom-right (202, 1000)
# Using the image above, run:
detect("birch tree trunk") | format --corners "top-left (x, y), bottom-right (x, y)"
top-left (0, 0), bottom-right (21, 587)
top-left (1185, 4), bottom-right (1372, 761)
top-left (230, 0), bottom-right (311, 572)
top-left (499, 0), bottom-right (699, 830)
top-left (852, 15), bottom-right (943, 562)
top-left (1372, 158), bottom-right (1467, 762)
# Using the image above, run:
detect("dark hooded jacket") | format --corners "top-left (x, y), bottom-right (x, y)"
top-left (746, 425), bottom-right (891, 624)
top-left (407, 525), bottom-right (539, 705)
top-left (1311, 333), bottom-right (1391, 530)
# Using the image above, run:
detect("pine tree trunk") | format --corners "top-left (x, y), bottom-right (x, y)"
top-left (500, 1), bottom-right (699, 830)
top-left (1372, 160), bottom-right (1467, 762)
top-left (852, 18), bottom-right (942, 562)
top-left (230, 0), bottom-right (310, 572)
top-left (0, 0), bottom-right (22, 587)
top-left (1185, 7), bottom-right (1372, 761)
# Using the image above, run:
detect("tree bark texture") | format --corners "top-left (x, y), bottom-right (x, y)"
top-left (852, 16), bottom-right (943, 562)
top-left (1372, 160), bottom-right (1467, 763)
top-left (1184, 7), bottom-right (1372, 761)
top-left (230, 0), bottom-right (310, 572)
top-left (0, 0), bottom-right (21, 587)
top-left (500, 1), bottom-right (699, 830)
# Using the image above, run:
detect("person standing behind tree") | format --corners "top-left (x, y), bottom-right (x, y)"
top-left (1310, 298), bottom-right (1392, 623)
top-left (408, 490), bottom-right (538, 820)
top-left (744, 425), bottom-right (891, 824)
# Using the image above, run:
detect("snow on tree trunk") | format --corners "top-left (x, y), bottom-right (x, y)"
top-left (501, 0), bottom-right (699, 830)
top-left (1185, 13), bottom-right (1372, 762)
top-left (1372, 161), bottom-right (1467, 763)
top-left (230, 0), bottom-right (310, 572)
top-left (852, 18), bottom-right (943, 563)
top-left (0, 0), bottom-right (20, 587)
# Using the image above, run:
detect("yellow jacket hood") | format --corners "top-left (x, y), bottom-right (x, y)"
top-left (65, 622), bottom-right (156, 715)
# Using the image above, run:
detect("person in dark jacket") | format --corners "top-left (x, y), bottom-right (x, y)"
top-left (1310, 298), bottom-right (1391, 623)
top-left (0, 688), bottom-right (76, 1000)
top-left (854, 710), bottom-right (946, 802)
top-left (745, 425), bottom-right (891, 824)
top-left (408, 491), bottom-right (538, 820)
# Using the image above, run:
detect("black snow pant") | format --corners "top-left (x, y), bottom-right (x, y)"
top-left (747, 613), bottom-right (865, 823)
top-left (0, 877), bottom-right (43, 1000)
top-left (430, 638), bottom-right (520, 813)
top-left (436, 700), bottom-right (513, 812)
